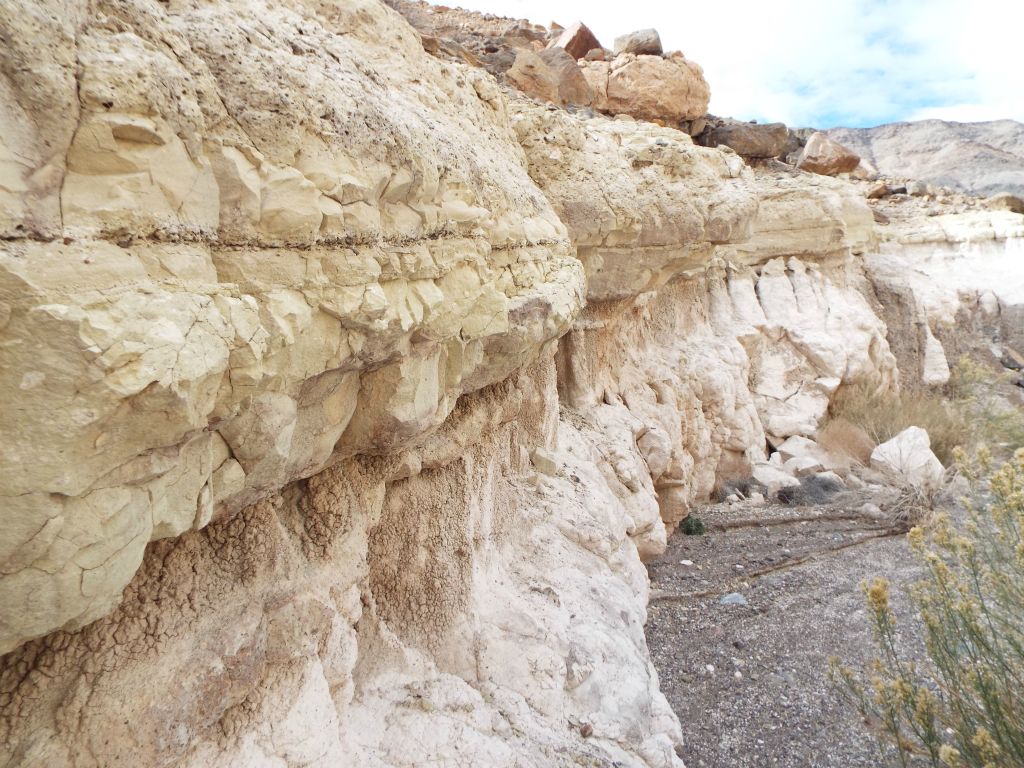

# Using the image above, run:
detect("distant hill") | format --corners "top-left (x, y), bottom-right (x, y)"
top-left (827, 119), bottom-right (1024, 197)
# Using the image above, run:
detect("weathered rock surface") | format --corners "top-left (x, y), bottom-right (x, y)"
top-left (828, 119), bottom-right (1024, 197)
top-left (548, 20), bottom-right (602, 60)
top-left (614, 28), bottom-right (663, 56)
top-left (699, 120), bottom-right (791, 158)
top-left (537, 47), bottom-right (594, 106)
top-left (870, 426), bottom-right (945, 489)
top-left (3, 1), bottom-right (1013, 766)
top-left (581, 53), bottom-right (711, 124)
top-left (797, 132), bottom-right (862, 176)
top-left (0, 0), bottom-right (583, 659)
top-left (505, 48), bottom-right (560, 103)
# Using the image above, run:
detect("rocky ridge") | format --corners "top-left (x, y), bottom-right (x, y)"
top-left (827, 119), bottom-right (1024, 198)
top-left (1, 1), bottom-right (1022, 767)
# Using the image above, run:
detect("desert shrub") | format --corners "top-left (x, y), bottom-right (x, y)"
top-left (832, 448), bottom-right (1024, 767)
top-left (948, 357), bottom-right (1024, 457)
top-left (825, 382), bottom-right (967, 466)
top-left (680, 515), bottom-right (706, 536)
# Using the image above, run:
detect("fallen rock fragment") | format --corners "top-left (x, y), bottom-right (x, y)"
top-left (796, 132), bottom-right (861, 176)
top-left (537, 47), bottom-right (594, 105)
top-left (986, 193), bottom-right (1024, 214)
top-left (548, 20), bottom-right (601, 59)
top-left (699, 120), bottom-right (790, 158)
top-left (505, 49), bottom-right (559, 103)
top-left (869, 426), bottom-right (945, 490)
top-left (614, 28), bottom-right (663, 56)
top-left (720, 592), bottom-right (749, 607)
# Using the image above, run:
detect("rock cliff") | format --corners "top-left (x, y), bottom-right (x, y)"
top-left (827, 119), bottom-right (1024, 197)
top-left (1, 1), bottom-right (1022, 766)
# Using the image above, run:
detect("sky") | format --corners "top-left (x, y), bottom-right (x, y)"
top-left (447, 0), bottom-right (1024, 128)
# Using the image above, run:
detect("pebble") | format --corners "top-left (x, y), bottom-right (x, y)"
top-left (680, 559), bottom-right (694, 566)
top-left (719, 592), bottom-right (749, 606)
top-left (861, 502), bottom-right (881, 515)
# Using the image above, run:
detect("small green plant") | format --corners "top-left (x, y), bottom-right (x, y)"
top-left (832, 447), bottom-right (1024, 767)
top-left (680, 515), bottom-right (706, 536)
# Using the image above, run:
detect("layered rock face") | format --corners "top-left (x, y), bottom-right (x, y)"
top-left (2, 1), bottom-right (1016, 767)
top-left (828, 119), bottom-right (1024, 197)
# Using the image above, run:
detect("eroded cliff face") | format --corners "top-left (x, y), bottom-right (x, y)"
top-left (2, 1), bottom-right (1019, 767)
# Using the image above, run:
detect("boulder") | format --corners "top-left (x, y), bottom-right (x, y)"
top-left (906, 180), bottom-right (929, 196)
top-left (581, 52), bottom-right (710, 123)
top-left (505, 49), bottom-right (559, 103)
top-left (796, 132), bottom-right (861, 176)
top-left (783, 455), bottom-right (825, 477)
top-left (751, 462), bottom-right (801, 496)
top-left (613, 28), bottom-right (663, 56)
top-left (699, 120), bottom-right (789, 158)
top-left (870, 427), bottom-right (945, 490)
top-left (986, 193), bottom-right (1024, 214)
top-left (537, 47), bottom-right (594, 105)
top-left (866, 182), bottom-right (890, 199)
top-left (548, 20), bottom-right (601, 60)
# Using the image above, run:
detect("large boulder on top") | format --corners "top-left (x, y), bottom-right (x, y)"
top-left (581, 52), bottom-right (710, 123)
top-left (548, 20), bottom-right (602, 60)
top-left (870, 427), bottom-right (945, 490)
top-left (797, 132), bottom-right (861, 176)
top-left (699, 120), bottom-right (790, 158)
top-left (614, 28), bottom-right (663, 56)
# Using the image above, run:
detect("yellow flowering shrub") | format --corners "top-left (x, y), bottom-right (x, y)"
top-left (832, 448), bottom-right (1024, 767)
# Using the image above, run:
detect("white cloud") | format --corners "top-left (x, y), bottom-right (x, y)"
top-left (444, 0), bottom-right (1024, 127)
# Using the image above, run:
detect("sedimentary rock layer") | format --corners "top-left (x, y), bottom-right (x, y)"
top-left (3, 1), bottom-right (1019, 766)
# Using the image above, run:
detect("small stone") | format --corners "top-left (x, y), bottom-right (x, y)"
top-left (680, 559), bottom-right (694, 566)
top-left (719, 592), bottom-right (748, 606)
top-left (531, 447), bottom-right (560, 476)
top-left (705, 664), bottom-right (716, 675)
top-left (580, 722), bottom-right (593, 738)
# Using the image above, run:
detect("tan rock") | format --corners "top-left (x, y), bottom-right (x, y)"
top-left (547, 20), bottom-right (601, 60)
top-left (986, 193), bottom-right (1024, 214)
top-left (797, 132), bottom-right (861, 176)
top-left (581, 53), bottom-right (710, 123)
top-left (537, 47), bottom-right (594, 105)
top-left (505, 48), bottom-right (560, 103)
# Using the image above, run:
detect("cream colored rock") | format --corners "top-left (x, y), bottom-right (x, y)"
top-left (513, 103), bottom-right (758, 301)
top-left (581, 53), bottom-right (710, 124)
top-left (870, 426), bottom-right (945, 490)
top-left (0, 0), bottom-right (583, 655)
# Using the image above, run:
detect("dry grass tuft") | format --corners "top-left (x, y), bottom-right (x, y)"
top-left (816, 416), bottom-right (876, 465)
top-left (822, 382), bottom-right (966, 466)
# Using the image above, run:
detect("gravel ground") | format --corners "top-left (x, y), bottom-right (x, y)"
top-left (646, 497), bottom-right (928, 768)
